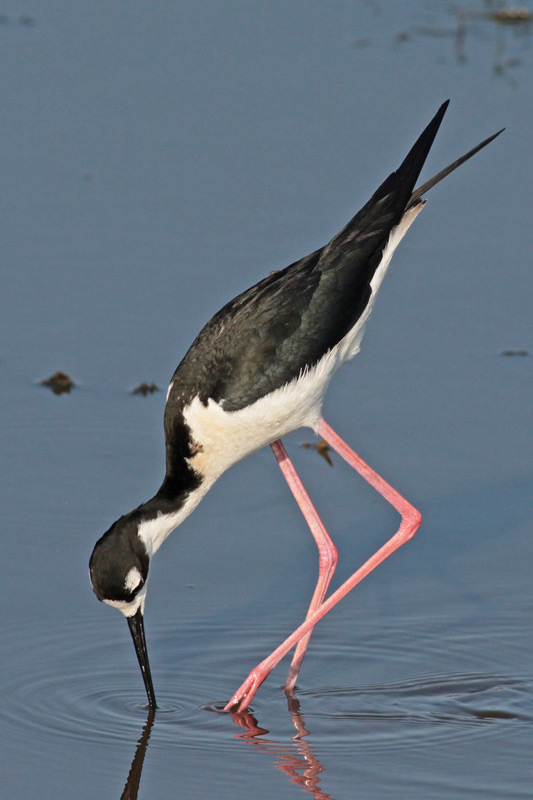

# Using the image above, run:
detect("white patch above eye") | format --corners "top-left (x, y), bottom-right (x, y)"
top-left (124, 566), bottom-right (143, 593)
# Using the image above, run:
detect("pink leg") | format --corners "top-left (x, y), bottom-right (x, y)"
top-left (224, 417), bottom-right (422, 713)
top-left (270, 439), bottom-right (338, 692)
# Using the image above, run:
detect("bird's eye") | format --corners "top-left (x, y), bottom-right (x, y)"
top-left (124, 566), bottom-right (144, 595)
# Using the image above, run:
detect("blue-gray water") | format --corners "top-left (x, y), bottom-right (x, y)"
top-left (1, 1), bottom-right (532, 797)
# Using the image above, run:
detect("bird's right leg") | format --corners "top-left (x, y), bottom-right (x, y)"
top-left (270, 439), bottom-right (338, 692)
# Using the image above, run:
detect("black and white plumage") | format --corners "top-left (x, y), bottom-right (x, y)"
top-left (89, 101), bottom-right (501, 711)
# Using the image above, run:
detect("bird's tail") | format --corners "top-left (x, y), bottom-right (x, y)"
top-left (327, 101), bottom-right (502, 259)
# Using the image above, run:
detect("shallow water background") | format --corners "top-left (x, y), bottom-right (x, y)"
top-left (1, 1), bottom-right (532, 797)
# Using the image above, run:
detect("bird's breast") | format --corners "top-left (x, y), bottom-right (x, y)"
top-left (180, 346), bottom-right (342, 482)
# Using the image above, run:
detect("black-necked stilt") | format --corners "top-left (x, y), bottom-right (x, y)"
top-left (89, 102), bottom-right (502, 712)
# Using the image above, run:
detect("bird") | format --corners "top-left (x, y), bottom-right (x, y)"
top-left (89, 101), bottom-right (502, 712)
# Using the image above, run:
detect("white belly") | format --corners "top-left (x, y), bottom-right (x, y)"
top-left (182, 348), bottom-right (336, 483)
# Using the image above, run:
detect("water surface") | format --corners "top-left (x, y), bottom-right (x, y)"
top-left (1, 1), bottom-right (532, 797)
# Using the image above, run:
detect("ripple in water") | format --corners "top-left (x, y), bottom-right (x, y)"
top-left (0, 615), bottom-right (232, 755)
top-left (1, 611), bottom-right (531, 758)
top-left (292, 672), bottom-right (532, 753)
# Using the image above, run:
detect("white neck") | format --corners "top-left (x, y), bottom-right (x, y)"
top-left (137, 480), bottom-right (213, 556)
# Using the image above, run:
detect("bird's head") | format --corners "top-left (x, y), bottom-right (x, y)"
top-left (89, 513), bottom-right (150, 615)
top-left (89, 512), bottom-right (157, 708)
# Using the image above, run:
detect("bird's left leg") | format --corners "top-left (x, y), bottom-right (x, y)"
top-left (270, 439), bottom-right (338, 692)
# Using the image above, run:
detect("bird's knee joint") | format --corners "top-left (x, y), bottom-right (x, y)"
top-left (401, 507), bottom-right (422, 540)
top-left (319, 546), bottom-right (338, 573)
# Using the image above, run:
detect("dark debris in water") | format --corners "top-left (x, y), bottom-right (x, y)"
top-left (500, 349), bottom-right (529, 357)
top-left (132, 382), bottom-right (160, 396)
top-left (490, 8), bottom-right (533, 25)
top-left (0, 14), bottom-right (36, 26)
top-left (40, 371), bottom-right (75, 395)
top-left (302, 439), bottom-right (333, 466)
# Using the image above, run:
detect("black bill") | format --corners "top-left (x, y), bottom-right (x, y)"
top-left (127, 608), bottom-right (157, 709)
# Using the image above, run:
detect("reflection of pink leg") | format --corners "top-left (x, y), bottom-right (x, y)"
top-left (224, 417), bottom-right (422, 713)
top-left (270, 439), bottom-right (338, 692)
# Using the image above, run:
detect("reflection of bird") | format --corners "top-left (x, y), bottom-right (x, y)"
top-left (89, 102), bottom-right (501, 711)
top-left (120, 709), bottom-right (155, 800)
